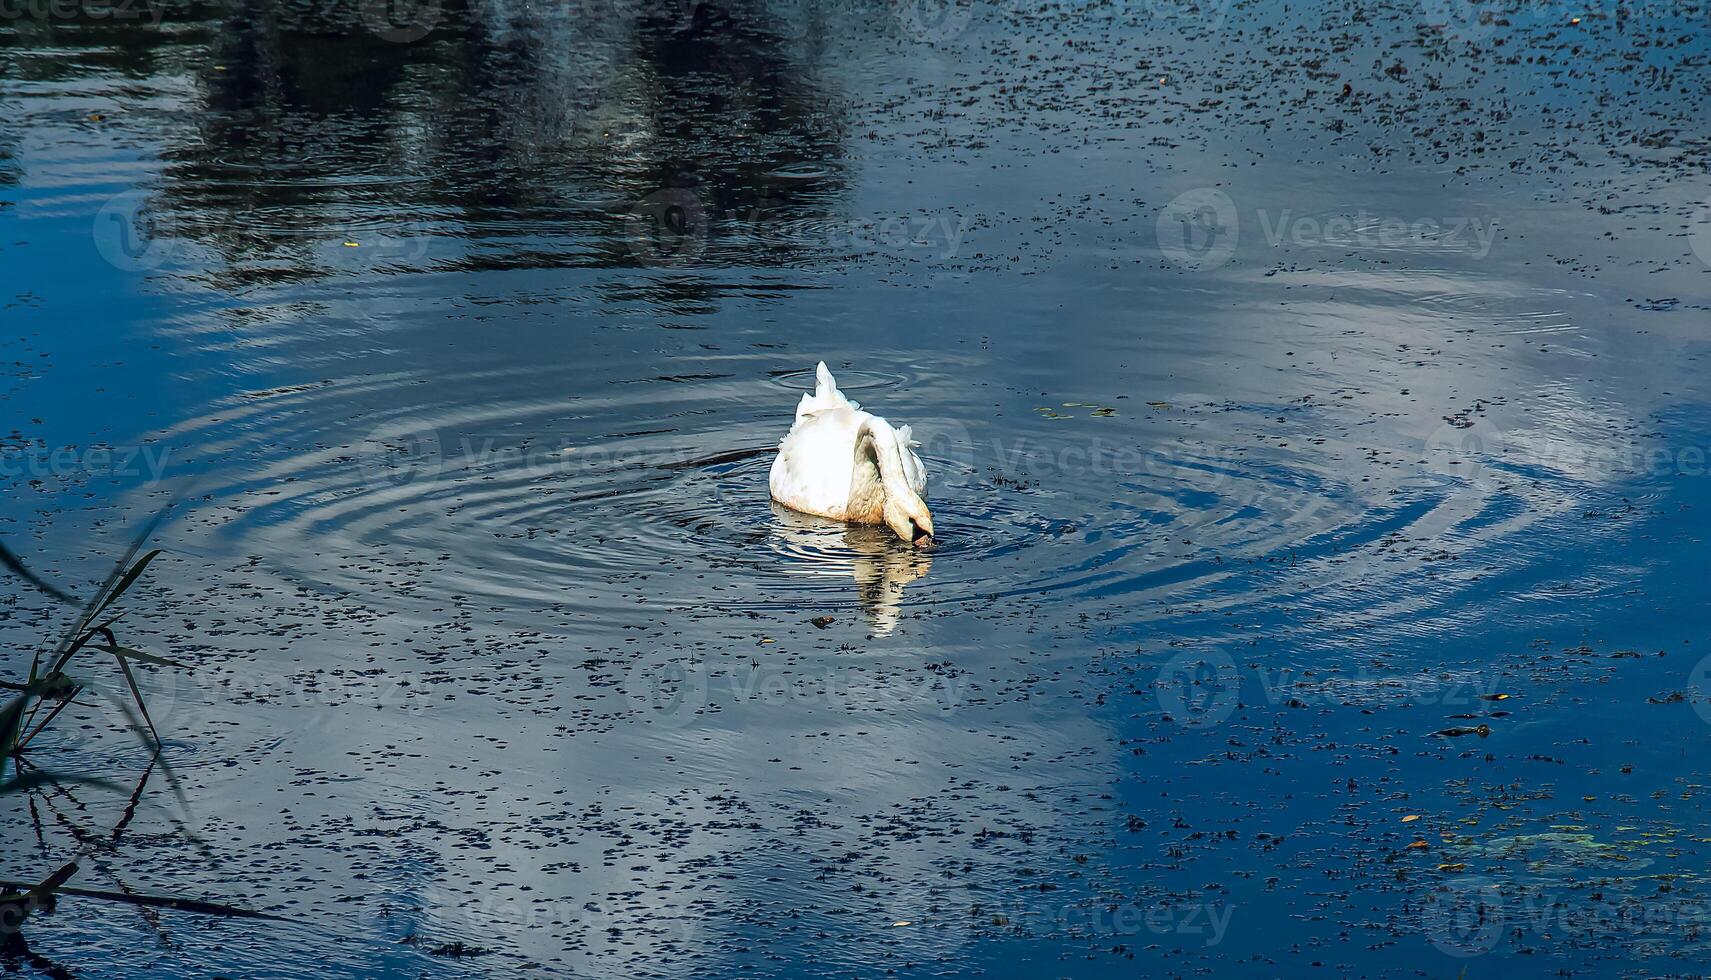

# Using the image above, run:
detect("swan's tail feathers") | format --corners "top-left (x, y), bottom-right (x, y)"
top-left (895, 424), bottom-right (921, 449)
top-left (794, 391), bottom-right (818, 423)
top-left (793, 361), bottom-right (858, 423)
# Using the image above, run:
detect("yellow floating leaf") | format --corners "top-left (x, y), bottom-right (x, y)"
top-left (891, 921), bottom-right (912, 927)
top-left (343, 241), bottom-right (360, 247)
top-left (1407, 840), bottom-right (1429, 850)
top-left (1401, 814), bottom-right (1420, 823)
top-left (1437, 863), bottom-right (1466, 872)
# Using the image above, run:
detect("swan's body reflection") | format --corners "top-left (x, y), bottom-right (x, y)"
top-left (769, 502), bottom-right (932, 635)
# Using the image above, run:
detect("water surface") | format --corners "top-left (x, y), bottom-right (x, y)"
top-left (4, 0), bottom-right (1711, 975)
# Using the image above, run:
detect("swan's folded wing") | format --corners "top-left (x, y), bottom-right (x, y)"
top-left (771, 408), bottom-right (863, 516)
top-left (893, 424), bottom-right (928, 494)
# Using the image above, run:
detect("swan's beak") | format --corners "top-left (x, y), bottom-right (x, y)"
top-left (910, 513), bottom-right (935, 545)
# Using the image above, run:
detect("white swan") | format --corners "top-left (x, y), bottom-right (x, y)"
top-left (769, 363), bottom-right (935, 545)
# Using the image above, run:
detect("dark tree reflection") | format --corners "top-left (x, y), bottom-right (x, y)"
top-left (43, 0), bottom-right (859, 289)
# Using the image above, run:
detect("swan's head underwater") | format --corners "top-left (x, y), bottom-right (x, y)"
top-left (852, 413), bottom-right (934, 546)
top-left (881, 468), bottom-right (935, 545)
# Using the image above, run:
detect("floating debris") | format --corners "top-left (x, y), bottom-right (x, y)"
top-left (1432, 725), bottom-right (1492, 738)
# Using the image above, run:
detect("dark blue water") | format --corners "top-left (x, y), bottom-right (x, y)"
top-left (4, 0), bottom-right (1711, 975)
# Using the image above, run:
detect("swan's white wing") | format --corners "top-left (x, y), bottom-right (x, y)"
top-left (771, 407), bottom-right (866, 518)
top-left (894, 423), bottom-right (928, 496)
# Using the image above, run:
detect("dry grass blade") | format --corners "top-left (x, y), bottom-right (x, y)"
top-left (0, 540), bottom-right (76, 605)
top-left (49, 504), bottom-right (169, 665)
top-left (4, 675), bottom-right (76, 764)
top-left (83, 644), bottom-right (183, 669)
top-left (11, 675), bottom-right (83, 755)
top-left (112, 656), bottom-right (158, 747)
top-left (51, 549), bottom-right (164, 674)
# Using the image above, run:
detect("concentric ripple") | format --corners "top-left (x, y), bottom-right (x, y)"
top-left (145, 353), bottom-right (1593, 647)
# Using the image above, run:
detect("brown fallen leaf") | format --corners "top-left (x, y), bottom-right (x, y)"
top-left (1408, 840), bottom-right (1430, 850)
top-left (1437, 863), bottom-right (1466, 872)
top-left (810, 616), bottom-right (835, 629)
top-left (1401, 814), bottom-right (1421, 823)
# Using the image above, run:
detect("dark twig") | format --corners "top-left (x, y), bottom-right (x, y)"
top-left (0, 880), bottom-right (281, 921)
